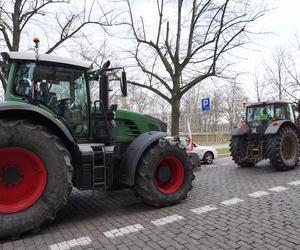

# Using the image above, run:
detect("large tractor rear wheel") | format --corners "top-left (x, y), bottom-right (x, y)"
top-left (0, 119), bottom-right (73, 239)
top-left (135, 138), bottom-right (194, 207)
top-left (230, 136), bottom-right (255, 168)
top-left (266, 126), bottom-right (299, 171)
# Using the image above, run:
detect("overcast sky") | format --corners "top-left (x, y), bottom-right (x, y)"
top-left (2, 0), bottom-right (299, 102)
top-left (237, 0), bottom-right (300, 99)
top-left (126, 0), bottom-right (300, 101)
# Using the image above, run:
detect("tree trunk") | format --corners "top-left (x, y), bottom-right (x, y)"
top-left (11, 0), bottom-right (22, 51)
top-left (171, 97), bottom-right (180, 136)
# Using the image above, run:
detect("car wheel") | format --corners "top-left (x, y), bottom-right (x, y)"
top-left (203, 151), bottom-right (214, 164)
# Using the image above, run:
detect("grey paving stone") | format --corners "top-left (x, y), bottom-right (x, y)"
top-left (3, 158), bottom-right (300, 249)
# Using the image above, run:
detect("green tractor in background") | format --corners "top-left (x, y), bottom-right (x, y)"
top-left (0, 43), bottom-right (195, 238)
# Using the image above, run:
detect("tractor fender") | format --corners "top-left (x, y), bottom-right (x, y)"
top-left (0, 102), bottom-right (76, 151)
top-left (231, 120), bottom-right (250, 136)
top-left (265, 120), bottom-right (298, 135)
top-left (119, 131), bottom-right (167, 186)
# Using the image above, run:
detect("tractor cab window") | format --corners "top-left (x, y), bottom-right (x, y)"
top-left (275, 104), bottom-right (288, 120)
top-left (246, 104), bottom-right (274, 127)
top-left (274, 103), bottom-right (294, 122)
top-left (14, 62), bottom-right (89, 137)
top-left (293, 105), bottom-right (299, 121)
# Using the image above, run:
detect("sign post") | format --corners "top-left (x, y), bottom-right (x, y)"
top-left (201, 98), bottom-right (210, 145)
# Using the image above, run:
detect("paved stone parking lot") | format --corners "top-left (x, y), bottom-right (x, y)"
top-left (2, 157), bottom-right (300, 250)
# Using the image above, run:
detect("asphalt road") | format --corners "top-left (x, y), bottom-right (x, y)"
top-left (2, 157), bottom-right (300, 250)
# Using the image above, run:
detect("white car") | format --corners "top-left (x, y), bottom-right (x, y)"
top-left (179, 138), bottom-right (218, 164)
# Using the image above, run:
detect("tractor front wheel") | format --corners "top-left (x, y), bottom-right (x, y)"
top-left (135, 138), bottom-right (194, 207)
top-left (230, 136), bottom-right (255, 168)
top-left (266, 126), bottom-right (299, 171)
top-left (0, 119), bottom-right (73, 239)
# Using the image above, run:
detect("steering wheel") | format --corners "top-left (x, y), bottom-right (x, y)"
top-left (56, 98), bottom-right (75, 115)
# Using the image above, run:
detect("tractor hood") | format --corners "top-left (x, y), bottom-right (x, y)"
top-left (115, 109), bottom-right (167, 142)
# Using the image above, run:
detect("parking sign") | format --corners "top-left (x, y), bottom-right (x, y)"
top-left (201, 98), bottom-right (210, 112)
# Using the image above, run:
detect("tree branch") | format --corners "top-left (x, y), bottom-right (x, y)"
top-left (20, 0), bottom-right (66, 31)
top-left (126, 0), bottom-right (174, 78)
top-left (0, 24), bottom-right (12, 50)
top-left (133, 44), bottom-right (172, 93)
top-left (46, 19), bottom-right (111, 54)
top-left (127, 80), bottom-right (171, 103)
top-left (174, 0), bottom-right (183, 66)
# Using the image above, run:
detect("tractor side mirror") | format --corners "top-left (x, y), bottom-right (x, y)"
top-left (0, 61), bottom-right (5, 73)
top-left (121, 71), bottom-right (127, 97)
top-left (0, 60), bottom-right (8, 76)
top-left (102, 60), bottom-right (110, 70)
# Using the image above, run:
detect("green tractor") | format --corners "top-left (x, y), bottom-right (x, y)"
top-left (0, 46), bottom-right (195, 238)
top-left (230, 100), bottom-right (300, 171)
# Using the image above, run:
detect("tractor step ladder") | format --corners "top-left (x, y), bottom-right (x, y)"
top-left (91, 146), bottom-right (106, 196)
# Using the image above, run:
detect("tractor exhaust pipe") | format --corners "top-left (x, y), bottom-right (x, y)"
top-left (100, 73), bottom-right (109, 112)
top-left (99, 60), bottom-right (110, 112)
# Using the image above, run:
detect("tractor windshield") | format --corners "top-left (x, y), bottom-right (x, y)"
top-left (246, 103), bottom-right (295, 128)
top-left (246, 104), bottom-right (274, 127)
top-left (13, 62), bottom-right (89, 137)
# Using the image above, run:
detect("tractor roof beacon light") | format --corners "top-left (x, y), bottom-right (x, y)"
top-left (33, 37), bottom-right (40, 61)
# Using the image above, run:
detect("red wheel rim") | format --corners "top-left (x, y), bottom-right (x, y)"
top-left (0, 147), bottom-right (47, 213)
top-left (154, 156), bottom-right (184, 194)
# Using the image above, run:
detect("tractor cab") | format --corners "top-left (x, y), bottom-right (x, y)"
top-left (246, 101), bottom-right (296, 134)
top-left (1, 51), bottom-right (92, 137)
top-left (10, 57), bottom-right (90, 137)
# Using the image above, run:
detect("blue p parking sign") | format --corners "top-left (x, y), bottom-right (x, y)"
top-left (201, 98), bottom-right (210, 112)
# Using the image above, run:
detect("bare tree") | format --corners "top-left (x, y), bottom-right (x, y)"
top-left (180, 80), bottom-right (226, 133)
top-left (112, 85), bottom-right (156, 113)
top-left (124, 0), bottom-right (266, 135)
top-left (282, 45), bottom-right (300, 101)
top-left (180, 83), bottom-right (203, 132)
top-left (252, 71), bottom-right (267, 102)
top-left (209, 84), bottom-right (224, 132)
top-left (222, 80), bottom-right (247, 128)
top-left (0, 0), bottom-right (114, 91)
top-left (264, 47), bottom-right (292, 100)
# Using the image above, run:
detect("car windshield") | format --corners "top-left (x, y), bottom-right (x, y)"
top-left (246, 104), bottom-right (274, 127)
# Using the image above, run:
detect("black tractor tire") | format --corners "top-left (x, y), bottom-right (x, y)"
top-left (230, 136), bottom-right (255, 168)
top-left (134, 138), bottom-right (194, 207)
top-left (203, 151), bottom-right (214, 164)
top-left (266, 126), bottom-right (300, 171)
top-left (0, 119), bottom-right (73, 239)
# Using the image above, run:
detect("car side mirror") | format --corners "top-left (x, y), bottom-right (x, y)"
top-left (121, 71), bottom-right (127, 97)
